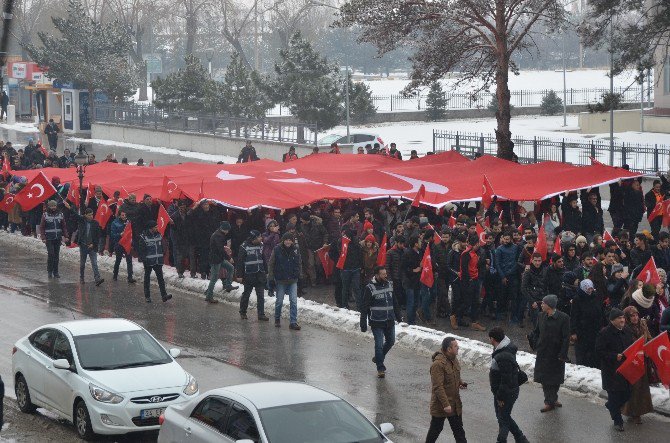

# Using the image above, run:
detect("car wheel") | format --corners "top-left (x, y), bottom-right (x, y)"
top-left (15, 374), bottom-right (37, 413)
top-left (75, 400), bottom-right (96, 441)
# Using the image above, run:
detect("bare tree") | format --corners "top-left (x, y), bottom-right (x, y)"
top-left (176, 0), bottom-right (212, 55)
top-left (14, 0), bottom-right (54, 58)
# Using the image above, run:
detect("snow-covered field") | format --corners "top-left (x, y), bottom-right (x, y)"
top-left (1, 229), bottom-right (669, 415)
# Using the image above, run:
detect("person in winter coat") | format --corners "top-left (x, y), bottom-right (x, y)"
top-left (623, 180), bottom-right (645, 235)
top-left (606, 263), bottom-right (629, 310)
top-left (169, 201), bottom-right (190, 277)
top-left (630, 233), bottom-right (652, 271)
top-left (282, 146), bottom-right (298, 162)
top-left (560, 196), bottom-right (582, 236)
top-left (432, 229), bottom-right (452, 319)
top-left (190, 200), bottom-right (221, 278)
top-left (75, 208), bottom-right (104, 285)
top-left (559, 271), bottom-right (579, 314)
top-left (623, 284), bottom-right (662, 337)
top-left (297, 211), bottom-right (328, 285)
top-left (644, 179), bottom-right (665, 240)
top-left (44, 119), bottom-right (60, 151)
top-left (237, 141), bottom-right (259, 163)
top-left (40, 199), bottom-right (69, 278)
top-left (402, 235), bottom-right (423, 325)
top-left (269, 233), bottom-right (302, 330)
top-left (581, 192), bottom-right (604, 242)
top-left (532, 294), bottom-right (570, 413)
top-left (562, 244), bottom-right (580, 273)
top-left (521, 253), bottom-right (546, 328)
top-left (235, 230), bottom-right (269, 321)
top-left (137, 221), bottom-right (172, 303)
top-left (595, 308), bottom-right (636, 431)
top-left (488, 327), bottom-right (530, 443)
top-left (425, 337), bottom-right (468, 443)
top-left (544, 255), bottom-right (565, 300)
top-left (458, 235), bottom-right (486, 331)
top-left (360, 266), bottom-right (402, 378)
top-left (495, 232), bottom-right (521, 324)
top-left (337, 229), bottom-right (364, 310)
top-left (570, 279), bottom-right (603, 368)
top-left (262, 220), bottom-right (281, 296)
top-left (361, 234), bottom-right (379, 284)
top-left (447, 239), bottom-right (463, 329)
top-left (109, 211), bottom-right (135, 283)
top-left (609, 181), bottom-right (627, 230)
top-left (386, 236), bottom-right (406, 308)
top-left (621, 306), bottom-right (654, 424)
top-left (204, 222), bottom-right (236, 302)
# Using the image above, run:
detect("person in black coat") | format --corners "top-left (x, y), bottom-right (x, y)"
top-left (623, 180), bottom-right (645, 235)
top-left (569, 279), bottom-right (603, 368)
top-left (401, 235), bottom-right (423, 325)
top-left (581, 192), bottom-right (604, 242)
top-left (204, 221), bottom-right (236, 302)
top-left (75, 208), bottom-right (104, 285)
top-left (339, 229), bottom-right (364, 310)
top-left (488, 327), bottom-right (530, 443)
top-left (608, 181), bottom-right (626, 230)
top-left (44, 118), bottom-right (60, 151)
top-left (595, 309), bottom-right (636, 431)
top-left (644, 179), bottom-right (665, 240)
top-left (532, 294), bottom-right (570, 413)
top-left (560, 195), bottom-right (582, 235)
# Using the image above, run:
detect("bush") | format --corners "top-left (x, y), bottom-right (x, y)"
top-left (349, 80), bottom-right (377, 124)
top-left (426, 82), bottom-right (448, 121)
top-left (587, 92), bottom-right (623, 113)
top-left (540, 90), bottom-right (563, 115)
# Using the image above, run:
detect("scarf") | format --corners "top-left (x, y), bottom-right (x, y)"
top-left (632, 288), bottom-right (654, 309)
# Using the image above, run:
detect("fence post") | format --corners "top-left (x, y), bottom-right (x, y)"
top-left (654, 144), bottom-right (659, 173)
top-left (278, 123), bottom-right (282, 142)
top-left (432, 130), bottom-right (436, 153)
top-left (390, 95), bottom-right (393, 112)
top-left (480, 134), bottom-right (484, 155)
top-left (455, 132), bottom-right (460, 152)
top-left (561, 139), bottom-right (566, 163)
top-left (590, 140), bottom-right (595, 159)
top-left (621, 143), bottom-right (627, 167)
top-left (261, 119), bottom-right (265, 140)
top-left (533, 136), bottom-right (538, 163)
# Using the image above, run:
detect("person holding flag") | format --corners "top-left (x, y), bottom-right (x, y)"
top-left (621, 306), bottom-right (654, 424)
top-left (402, 235), bottom-right (423, 325)
top-left (595, 308), bottom-right (637, 432)
top-left (458, 235), bottom-right (487, 332)
top-left (338, 229), bottom-right (363, 311)
top-left (644, 179), bottom-right (666, 240)
top-left (109, 211), bottom-right (136, 284)
top-left (39, 199), bottom-right (69, 278)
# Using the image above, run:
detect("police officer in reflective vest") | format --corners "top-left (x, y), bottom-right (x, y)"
top-left (137, 220), bottom-right (172, 303)
top-left (40, 199), bottom-right (68, 278)
top-left (236, 230), bottom-right (269, 321)
top-left (360, 265), bottom-right (402, 378)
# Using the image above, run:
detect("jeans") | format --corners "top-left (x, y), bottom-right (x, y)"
top-left (405, 287), bottom-right (418, 325)
top-left (542, 384), bottom-right (560, 406)
top-left (372, 324), bottom-right (395, 371)
top-left (494, 394), bottom-right (524, 442)
top-left (393, 279), bottom-right (406, 308)
top-left (113, 245), bottom-right (133, 280)
top-left (420, 283), bottom-right (433, 321)
top-left (143, 264), bottom-right (167, 299)
top-left (79, 245), bottom-right (101, 281)
top-left (240, 274), bottom-right (265, 316)
top-left (205, 261), bottom-right (234, 299)
top-left (340, 268), bottom-right (361, 310)
top-left (46, 239), bottom-right (61, 275)
top-left (274, 281), bottom-right (298, 324)
top-left (425, 415), bottom-right (467, 443)
top-left (605, 388), bottom-right (631, 426)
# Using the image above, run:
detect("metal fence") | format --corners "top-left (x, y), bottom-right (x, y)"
top-left (433, 130), bottom-right (670, 174)
top-left (265, 86), bottom-right (650, 115)
top-left (93, 104), bottom-right (319, 145)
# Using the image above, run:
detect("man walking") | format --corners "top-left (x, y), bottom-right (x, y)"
top-left (137, 221), bottom-right (172, 303)
top-left (532, 294), bottom-right (570, 412)
top-left (204, 221), bottom-right (237, 303)
top-left (236, 230), bottom-right (269, 321)
top-left (425, 337), bottom-right (468, 443)
top-left (40, 199), bottom-right (68, 278)
top-left (595, 308), bottom-right (635, 432)
top-left (269, 233), bottom-right (302, 330)
top-left (76, 208), bottom-right (104, 285)
top-left (109, 210), bottom-right (136, 283)
top-left (44, 118), bottom-right (60, 152)
top-left (1, 90), bottom-right (8, 120)
top-left (488, 327), bottom-right (530, 443)
top-left (360, 266), bottom-right (402, 378)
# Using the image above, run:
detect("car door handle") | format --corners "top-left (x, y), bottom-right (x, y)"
top-left (184, 426), bottom-right (192, 436)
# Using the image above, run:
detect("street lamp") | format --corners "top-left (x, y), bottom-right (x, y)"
top-left (74, 144), bottom-right (88, 213)
top-left (204, 48), bottom-right (214, 77)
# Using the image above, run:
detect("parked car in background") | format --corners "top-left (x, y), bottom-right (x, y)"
top-left (12, 318), bottom-right (198, 440)
top-left (317, 133), bottom-right (385, 153)
top-left (157, 381), bottom-right (395, 443)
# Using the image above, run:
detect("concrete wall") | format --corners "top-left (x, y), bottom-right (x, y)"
top-left (91, 123), bottom-right (316, 161)
top-left (578, 109), bottom-right (670, 134)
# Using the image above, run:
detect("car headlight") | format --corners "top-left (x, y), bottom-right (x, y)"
top-left (183, 373), bottom-right (198, 396)
top-left (89, 384), bottom-right (124, 404)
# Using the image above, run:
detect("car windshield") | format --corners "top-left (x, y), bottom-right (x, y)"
top-left (259, 400), bottom-right (384, 443)
top-left (317, 134), bottom-right (341, 146)
top-left (73, 329), bottom-right (172, 370)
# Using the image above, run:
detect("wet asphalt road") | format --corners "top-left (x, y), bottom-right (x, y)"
top-left (2, 238), bottom-right (670, 442)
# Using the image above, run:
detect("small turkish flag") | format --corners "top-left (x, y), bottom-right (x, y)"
top-left (648, 201), bottom-right (664, 222)
top-left (156, 204), bottom-right (172, 237)
top-left (94, 200), bottom-right (112, 229)
top-left (476, 223), bottom-right (486, 245)
top-left (616, 337), bottom-right (646, 385)
top-left (67, 184), bottom-right (80, 208)
top-left (517, 224), bottom-right (524, 234)
top-left (1, 157), bottom-right (11, 178)
top-left (412, 184), bottom-right (426, 208)
top-left (590, 157), bottom-right (604, 166)
top-left (603, 230), bottom-right (616, 243)
top-left (481, 175), bottom-right (495, 209)
top-left (662, 200), bottom-right (670, 227)
top-left (336, 236), bottom-right (350, 270)
top-left (639, 257), bottom-right (661, 286)
top-left (149, 160), bottom-right (155, 167)
top-left (39, 143), bottom-right (49, 158)
top-left (85, 182), bottom-right (96, 206)
top-left (534, 225), bottom-right (548, 261)
top-left (118, 222), bottom-right (133, 254)
top-left (553, 236), bottom-right (562, 256)
top-left (377, 233), bottom-right (388, 266)
top-left (420, 244), bottom-right (434, 288)
top-left (448, 215), bottom-right (456, 228)
top-left (0, 192), bottom-right (16, 212)
top-left (316, 245), bottom-right (335, 279)
top-left (13, 171), bottom-right (56, 211)
top-left (198, 178), bottom-right (205, 200)
top-left (644, 332), bottom-right (670, 386)
top-left (160, 176), bottom-right (181, 202)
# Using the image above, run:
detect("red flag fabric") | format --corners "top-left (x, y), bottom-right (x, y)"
top-left (0, 193), bottom-right (16, 212)
top-left (85, 182), bottom-right (96, 206)
top-left (118, 222), bottom-right (133, 254)
top-left (39, 144), bottom-right (49, 158)
top-left (476, 223), bottom-right (486, 245)
top-left (1, 157), bottom-right (11, 178)
top-left (553, 236), bottom-right (562, 256)
top-left (603, 230), bottom-right (616, 243)
top-left (481, 175), bottom-right (494, 208)
top-left (411, 184), bottom-right (426, 207)
top-left (67, 184), bottom-right (80, 208)
top-left (534, 225), bottom-right (548, 261)
top-left (317, 245), bottom-right (335, 279)
top-left (156, 204), bottom-right (172, 236)
top-left (420, 244), bottom-right (434, 288)
top-left (433, 231), bottom-right (441, 245)
top-left (336, 236), bottom-right (350, 270)
top-left (13, 172), bottom-right (56, 211)
top-left (198, 178), bottom-right (205, 200)
top-left (149, 160), bottom-right (155, 167)
top-left (377, 233), bottom-right (388, 266)
top-left (616, 337), bottom-right (646, 385)
top-left (648, 201), bottom-right (664, 222)
top-left (448, 216), bottom-right (456, 228)
top-left (517, 224), bottom-right (524, 234)
top-left (160, 176), bottom-right (182, 202)
top-left (644, 332), bottom-right (670, 386)
top-left (639, 257), bottom-right (661, 286)
top-left (94, 200), bottom-right (112, 229)
top-left (662, 200), bottom-right (670, 228)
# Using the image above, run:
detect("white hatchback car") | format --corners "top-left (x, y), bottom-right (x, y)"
top-left (317, 133), bottom-right (385, 153)
top-left (157, 381), bottom-right (395, 443)
top-left (12, 318), bottom-right (198, 440)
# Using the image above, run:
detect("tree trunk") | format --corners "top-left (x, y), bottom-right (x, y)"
top-left (494, 1), bottom-right (514, 160)
top-left (136, 25), bottom-right (148, 101)
top-left (185, 13), bottom-right (197, 55)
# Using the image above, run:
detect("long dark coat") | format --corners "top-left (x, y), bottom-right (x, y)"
top-left (533, 310), bottom-right (571, 385)
top-left (595, 323), bottom-right (636, 391)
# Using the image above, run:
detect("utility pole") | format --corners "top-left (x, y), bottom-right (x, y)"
top-left (254, 0), bottom-right (260, 71)
top-left (345, 65), bottom-right (350, 141)
top-left (640, 70), bottom-right (645, 132)
top-left (609, 19), bottom-right (614, 166)
top-left (562, 28), bottom-right (567, 127)
top-left (0, 0), bottom-right (16, 92)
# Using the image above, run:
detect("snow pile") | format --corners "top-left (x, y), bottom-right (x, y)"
top-left (0, 122), bottom-right (40, 134)
top-left (2, 230), bottom-right (669, 414)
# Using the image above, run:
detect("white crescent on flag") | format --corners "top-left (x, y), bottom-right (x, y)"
top-left (644, 270), bottom-right (651, 283)
top-left (167, 181), bottom-right (177, 193)
top-left (159, 217), bottom-right (165, 229)
top-left (100, 204), bottom-right (108, 215)
top-left (6, 196), bottom-right (13, 204)
top-left (659, 345), bottom-right (668, 360)
top-left (30, 183), bottom-right (45, 198)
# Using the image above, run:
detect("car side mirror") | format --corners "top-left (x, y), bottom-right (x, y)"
top-left (379, 422), bottom-right (395, 435)
top-left (169, 348), bottom-right (181, 358)
top-left (53, 359), bottom-right (71, 370)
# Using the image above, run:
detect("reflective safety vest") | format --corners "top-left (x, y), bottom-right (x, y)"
top-left (141, 232), bottom-right (164, 266)
top-left (366, 280), bottom-right (395, 323)
top-left (44, 212), bottom-right (64, 240)
top-left (243, 243), bottom-right (265, 274)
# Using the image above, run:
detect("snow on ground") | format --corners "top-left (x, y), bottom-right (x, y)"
top-left (0, 122), bottom-right (41, 135)
top-left (2, 229), bottom-right (669, 415)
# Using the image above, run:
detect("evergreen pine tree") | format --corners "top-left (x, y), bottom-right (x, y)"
top-left (540, 90), bottom-right (563, 116)
top-left (347, 78), bottom-right (377, 124)
top-left (425, 82), bottom-right (447, 121)
top-left (152, 54), bottom-right (214, 112)
top-left (220, 52), bottom-right (274, 120)
top-left (273, 32), bottom-right (344, 130)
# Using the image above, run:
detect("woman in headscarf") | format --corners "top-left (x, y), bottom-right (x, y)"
top-left (621, 306), bottom-right (653, 424)
top-left (623, 284), bottom-right (662, 337)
